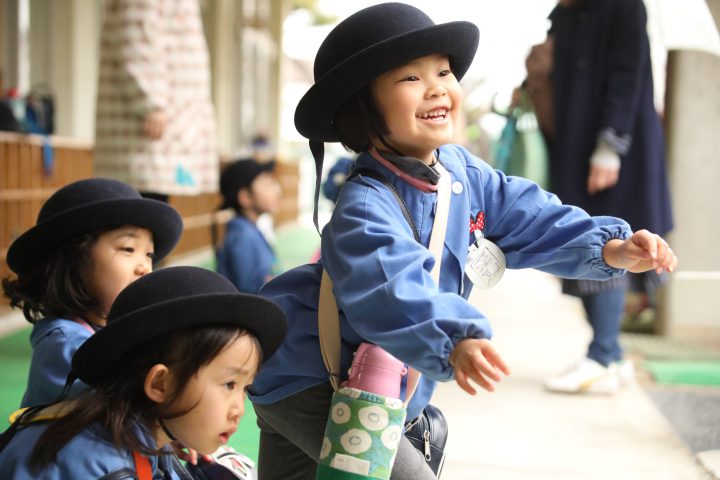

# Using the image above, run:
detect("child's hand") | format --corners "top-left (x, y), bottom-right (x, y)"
top-left (603, 230), bottom-right (678, 274)
top-left (173, 442), bottom-right (212, 465)
top-left (449, 338), bottom-right (511, 395)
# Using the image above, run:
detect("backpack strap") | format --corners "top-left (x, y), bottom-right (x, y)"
top-left (0, 401), bottom-right (76, 454)
top-left (349, 168), bottom-right (421, 243)
top-left (133, 450), bottom-right (153, 480)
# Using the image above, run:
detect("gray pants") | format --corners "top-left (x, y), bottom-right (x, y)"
top-left (254, 382), bottom-right (436, 480)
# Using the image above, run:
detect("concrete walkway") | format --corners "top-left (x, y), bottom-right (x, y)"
top-left (433, 269), bottom-right (710, 479)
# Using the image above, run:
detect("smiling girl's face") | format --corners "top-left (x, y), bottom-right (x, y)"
top-left (371, 53), bottom-right (463, 164)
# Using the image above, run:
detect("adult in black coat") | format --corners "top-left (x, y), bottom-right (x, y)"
top-left (543, 0), bottom-right (674, 394)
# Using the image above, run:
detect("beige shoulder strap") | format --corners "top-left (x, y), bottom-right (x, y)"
top-left (8, 400), bottom-right (77, 425)
top-left (318, 162), bottom-right (452, 405)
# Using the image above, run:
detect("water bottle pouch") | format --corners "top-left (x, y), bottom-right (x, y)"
top-left (318, 387), bottom-right (407, 479)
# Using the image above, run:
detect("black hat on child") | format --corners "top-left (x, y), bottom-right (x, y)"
top-left (6, 178), bottom-right (183, 275)
top-left (220, 159), bottom-right (276, 210)
top-left (292, 2), bottom-right (479, 230)
top-left (294, 2), bottom-right (479, 142)
top-left (72, 266), bottom-right (288, 385)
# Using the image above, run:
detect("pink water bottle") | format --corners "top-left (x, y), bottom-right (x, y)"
top-left (342, 343), bottom-right (408, 398)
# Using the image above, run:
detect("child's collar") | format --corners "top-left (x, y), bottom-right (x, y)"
top-left (369, 148), bottom-right (440, 193)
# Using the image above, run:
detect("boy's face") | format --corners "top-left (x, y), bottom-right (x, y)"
top-left (371, 54), bottom-right (463, 164)
top-left (162, 334), bottom-right (260, 454)
top-left (243, 172), bottom-right (282, 216)
top-left (85, 226), bottom-right (154, 325)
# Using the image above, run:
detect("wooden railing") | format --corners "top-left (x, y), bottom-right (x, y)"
top-left (0, 132), bottom-right (300, 309)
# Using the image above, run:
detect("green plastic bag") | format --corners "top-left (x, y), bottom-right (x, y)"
top-left (491, 89), bottom-right (550, 190)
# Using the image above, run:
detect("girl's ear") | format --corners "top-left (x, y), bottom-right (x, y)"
top-left (144, 364), bottom-right (172, 404)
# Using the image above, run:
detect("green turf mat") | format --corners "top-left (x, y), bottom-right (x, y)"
top-left (275, 223), bottom-right (320, 272)
top-left (644, 360), bottom-right (720, 387)
top-left (0, 324), bottom-right (261, 461)
top-left (0, 326), bottom-right (32, 425)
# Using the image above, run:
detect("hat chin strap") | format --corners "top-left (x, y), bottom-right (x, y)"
top-left (310, 140), bottom-right (325, 234)
top-left (158, 418), bottom-right (178, 443)
top-left (374, 132), bottom-right (405, 158)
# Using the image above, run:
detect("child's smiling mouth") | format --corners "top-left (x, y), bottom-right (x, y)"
top-left (417, 108), bottom-right (449, 121)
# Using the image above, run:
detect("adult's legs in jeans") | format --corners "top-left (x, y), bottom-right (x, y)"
top-left (254, 383), bottom-right (435, 480)
top-left (582, 287), bottom-right (626, 367)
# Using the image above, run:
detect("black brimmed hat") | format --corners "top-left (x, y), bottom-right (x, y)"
top-left (220, 159), bottom-right (276, 210)
top-left (72, 266), bottom-right (288, 385)
top-left (294, 2), bottom-right (479, 142)
top-left (6, 178), bottom-right (183, 275)
top-left (292, 2), bottom-right (479, 230)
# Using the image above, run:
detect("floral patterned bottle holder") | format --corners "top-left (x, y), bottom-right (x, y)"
top-left (316, 387), bottom-right (407, 479)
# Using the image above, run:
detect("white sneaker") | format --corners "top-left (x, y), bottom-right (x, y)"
top-left (545, 358), bottom-right (620, 394)
top-left (611, 359), bottom-right (635, 386)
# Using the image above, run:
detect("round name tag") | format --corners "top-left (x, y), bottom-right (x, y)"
top-left (465, 237), bottom-right (506, 289)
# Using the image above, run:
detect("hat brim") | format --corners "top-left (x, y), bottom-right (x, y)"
top-left (7, 198), bottom-right (183, 274)
top-left (72, 292), bottom-right (287, 385)
top-left (295, 21), bottom-right (479, 142)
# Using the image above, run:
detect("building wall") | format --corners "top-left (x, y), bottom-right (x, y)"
top-left (2, 0), bottom-right (287, 153)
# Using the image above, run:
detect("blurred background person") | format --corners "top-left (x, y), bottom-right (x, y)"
top-left (94, 0), bottom-right (218, 202)
top-left (535, 0), bottom-right (674, 394)
top-left (216, 158), bottom-right (281, 294)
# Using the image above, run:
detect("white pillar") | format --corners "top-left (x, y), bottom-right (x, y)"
top-left (48, 0), bottom-right (99, 140)
top-left (660, 0), bottom-right (720, 339)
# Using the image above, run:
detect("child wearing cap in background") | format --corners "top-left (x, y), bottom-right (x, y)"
top-left (1, 178), bottom-right (183, 408)
top-left (0, 266), bottom-right (287, 479)
top-left (216, 158), bottom-right (282, 294)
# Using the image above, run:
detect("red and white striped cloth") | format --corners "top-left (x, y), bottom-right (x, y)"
top-left (94, 0), bottom-right (218, 195)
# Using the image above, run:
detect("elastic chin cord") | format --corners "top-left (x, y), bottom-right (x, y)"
top-left (159, 418), bottom-right (178, 442)
top-left (376, 133), bottom-right (404, 158)
top-left (310, 140), bottom-right (325, 234)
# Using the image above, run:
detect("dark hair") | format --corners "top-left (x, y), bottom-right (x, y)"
top-left (333, 84), bottom-right (389, 153)
top-left (30, 326), bottom-right (261, 471)
top-left (2, 231), bottom-right (103, 323)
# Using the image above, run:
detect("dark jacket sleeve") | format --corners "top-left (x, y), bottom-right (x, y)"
top-left (599, 0), bottom-right (650, 154)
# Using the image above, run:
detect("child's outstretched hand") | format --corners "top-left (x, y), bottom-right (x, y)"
top-left (603, 230), bottom-right (678, 274)
top-left (449, 338), bottom-right (511, 395)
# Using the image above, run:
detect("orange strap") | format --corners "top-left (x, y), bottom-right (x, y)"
top-left (132, 451), bottom-right (152, 480)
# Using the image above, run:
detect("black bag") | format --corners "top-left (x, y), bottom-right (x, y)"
top-left (405, 404), bottom-right (448, 478)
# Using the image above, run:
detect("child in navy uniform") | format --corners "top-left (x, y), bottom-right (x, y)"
top-left (216, 158), bottom-right (281, 294)
top-left (2, 178), bottom-right (183, 407)
top-left (249, 3), bottom-right (678, 479)
top-left (0, 266), bottom-right (287, 479)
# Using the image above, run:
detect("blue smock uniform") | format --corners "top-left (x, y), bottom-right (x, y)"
top-left (250, 144), bottom-right (631, 420)
top-left (21, 318), bottom-right (92, 408)
top-left (0, 419), bottom-right (180, 479)
top-left (217, 216), bottom-right (277, 294)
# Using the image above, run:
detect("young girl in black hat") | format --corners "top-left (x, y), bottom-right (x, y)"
top-left (0, 266), bottom-right (287, 479)
top-left (249, 3), bottom-right (677, 478)
top-left (2, 178), bottom-right (183, 408)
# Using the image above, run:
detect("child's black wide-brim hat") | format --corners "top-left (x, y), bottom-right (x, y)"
top-left (72, 266), bottom-right (288, 385)
top-left (6, 178), bottom-right (183, 275)
top-left (294, 2), bottom-right (480, 142)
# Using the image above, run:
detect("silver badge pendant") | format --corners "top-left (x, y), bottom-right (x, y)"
top-left (465, 237), bottom-right (506, 289)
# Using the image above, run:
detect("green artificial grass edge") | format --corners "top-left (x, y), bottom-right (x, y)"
top-left (643, 360), bottom-right (720, 387)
